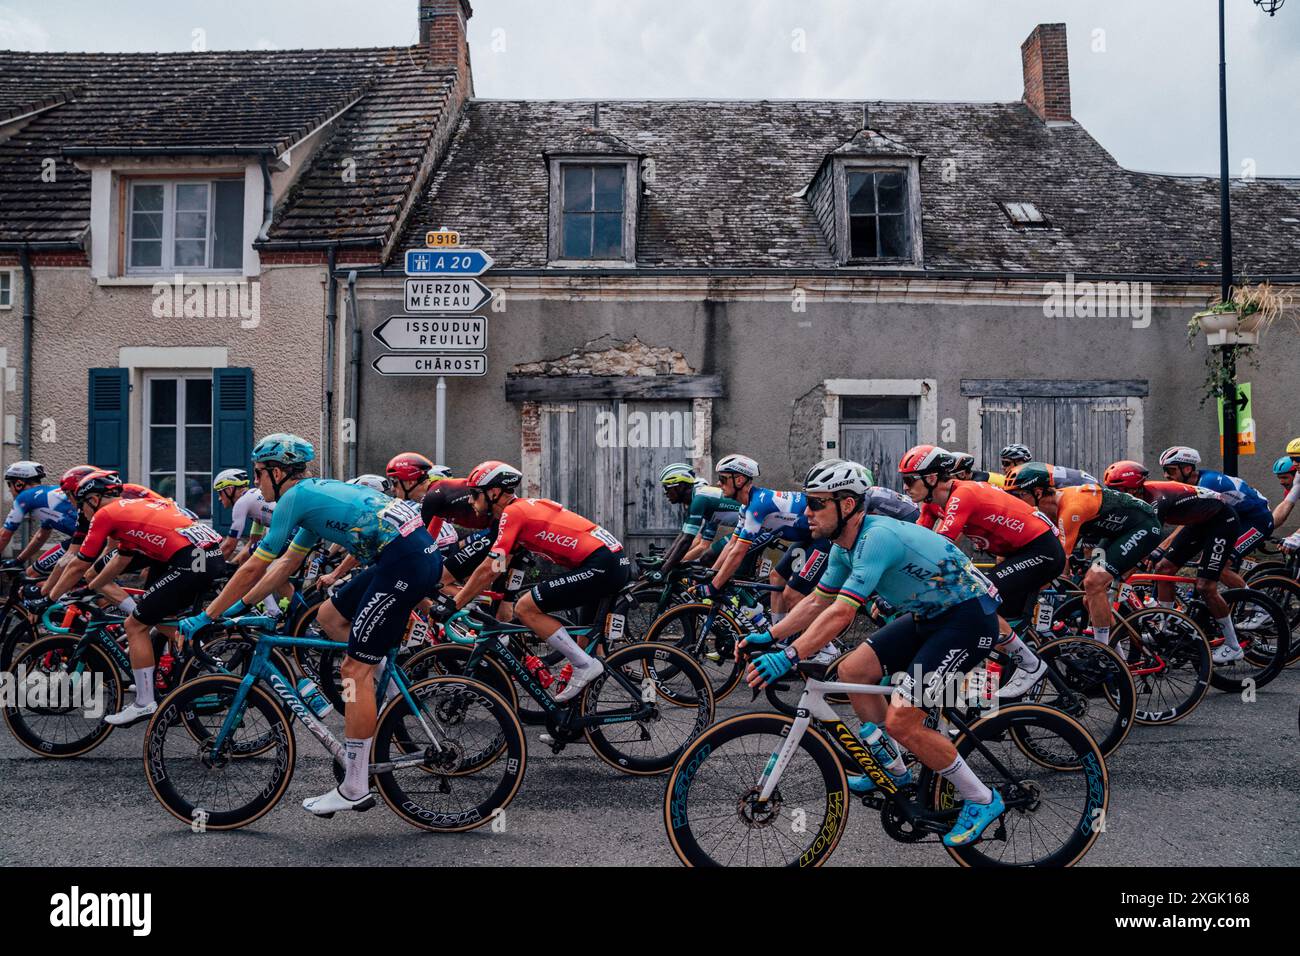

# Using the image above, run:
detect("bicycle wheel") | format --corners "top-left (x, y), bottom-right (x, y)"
top-left (143, 674), bottom-right (295, 831)
top-left (931, 703), bottom-right (1107, 867)
top-left (1110, 606), bottom-right (1211, 725)
top-left (1005, 636), bottom-right (1136, 764)
top-left (372, 676), bottom-right (527, 832)
top-left (583, 641), bottom-right (715, 775)
top-left (1205, 589), bottom-right (1290, 690)
top-left (0, 611), bottom-right (37, 672)
top-left (663, 712), bottom-right (849, 867)
top-left (1245, 575), bottom-right (1300, 664)
top-left (643, 602), bottom-right (744, 701)
top-left (2, 636), bottom-right (123, 758)
top-left (290, 600), bottom-right (332, 687)
top-left (402, 643), bottom-right (519, 712)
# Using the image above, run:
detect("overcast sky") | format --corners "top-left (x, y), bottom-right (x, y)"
top-left (3, 0), bottom-right (1297, 176)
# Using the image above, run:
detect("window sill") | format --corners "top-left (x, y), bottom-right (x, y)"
top-left (98, 274), bottom-right (244, 287)
top-left (546, 260), bottom-right (637, 269)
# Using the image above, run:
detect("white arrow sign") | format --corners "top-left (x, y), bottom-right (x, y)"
top-left (373, 316), bottom-right (486, 352)
top-left (372, 354), bottom-right (487, 376)
top-left (405, 278), bottom-right (492, 314)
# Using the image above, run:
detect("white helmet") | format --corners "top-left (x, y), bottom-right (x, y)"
top-left (715, 454), bottom-right (759, 479)
top-left (4, 460), bottom-right (45, 482)
top-left (348, 474), bottom-right (392, 493)
top-left (804, 459), bottom-right (871, 496)
top-left (1159, 446), bottom-right (1201, 468)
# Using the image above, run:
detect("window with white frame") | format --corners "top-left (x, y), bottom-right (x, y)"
top-left (127, 179), bottom-right (244, 273)
top-left (0, 270), bottom-right (11, 308)
top-left (144, 374), bottom-right (213, 519)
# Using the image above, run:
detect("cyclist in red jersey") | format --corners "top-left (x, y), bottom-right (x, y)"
top-left (46, 471), bottom-right (227, 725)
top-left (1103, 460), bottom-right (1243, 664)
top-left (450, 461), bottom-right (631, 701)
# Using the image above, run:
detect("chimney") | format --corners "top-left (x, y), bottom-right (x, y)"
top-left (420, 0), bottom-right (473, 91)
top-left (1021, 23), bottom-right (1071, 122)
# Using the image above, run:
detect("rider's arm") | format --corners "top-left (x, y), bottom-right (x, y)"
top-left (708, 533), bottom-right (751, 591)
top-left (454, 552), bottom-right (501, 609)
top-left (236, 548), bottom-right (308, 610)
top-left (682, 532), bottom-right (711, 562)
top-left (325, 553), bottom-right (359, 583)
top-left (47, 554), bottom-right (94, 600)
top-left (658, 532), bottom-right (693, 577)
top-left (84, 550), bottom-right (131, 593)
top-left (1273, 483), bottom-right (1299, 528)
top-left (787, 597), bottom-right (857, 660)
top-left (768, 589), bottom-right (834, 642)
top-left (15, 526), bottom-right (51, 562)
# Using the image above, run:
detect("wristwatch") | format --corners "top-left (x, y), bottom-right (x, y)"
top-left (783, 646), bottom-right (800, 665)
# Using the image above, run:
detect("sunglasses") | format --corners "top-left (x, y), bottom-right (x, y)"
top-left (805, 495), bottom-right (840, 512)
top-left (901, 475), bottom-right (925, 487)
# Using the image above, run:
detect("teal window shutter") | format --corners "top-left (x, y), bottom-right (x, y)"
top-left (87, 368), bottom-right (129, 481)
top-left (211, 368), bottom-right (254, 530)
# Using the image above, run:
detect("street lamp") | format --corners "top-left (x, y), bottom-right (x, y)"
top-left (1217, 0), bottom-right (1284, 477)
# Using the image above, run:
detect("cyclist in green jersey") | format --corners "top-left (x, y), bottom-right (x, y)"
top-left (655, 462), bottom-right (741, 579)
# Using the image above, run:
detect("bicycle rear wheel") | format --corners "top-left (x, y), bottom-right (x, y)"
top-left (663, 712), bottom-right (849, 867)
top-left (1245, 575), bottom-right (1300, 665)
top-left (642, 602), bottom-right (744, 701)
top-left (3, 636), bottom-right (123, 758)
top-left (1206, 589), bottom-right (1290, 690)
top-left (1110, 606), bottom-right (1211, 725)
top-left (0, 611), bottom-right (37, 672)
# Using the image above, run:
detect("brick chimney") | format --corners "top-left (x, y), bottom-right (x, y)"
top-left (420, 0), bottom-right (473, 92)
top-left (1021, 23), bottom-right (1071, 122)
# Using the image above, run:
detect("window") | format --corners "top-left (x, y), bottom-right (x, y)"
top-left (0, 271), bottom-right (10, 309)
top-left (846, 169), bottom-right (910, 259)
top-left (1000, 201), bottom-right (1050, 227)
top-left (145, 375), bottom-right (213, 519)
top-left (560, 164), bottom-right (626, 259)
top-left (127, 180), bottom-right (244, 273)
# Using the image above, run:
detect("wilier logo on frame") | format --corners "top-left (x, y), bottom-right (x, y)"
top-left (152, 274), bottom-right (261, 328)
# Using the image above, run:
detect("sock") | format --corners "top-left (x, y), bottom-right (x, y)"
top-left (118, 596), bottom-right (137, 615)
top-left (939, 755), bottom-right (993, 805)
top-left (1094, 626), bottom-right (1110, 645)
top-left (996, 633), bottom-right (1039, 670)
top-left (132, 668), bottom-right (155, 708)
top-left (341, 736), bottom-right (373, 800)
top-left (546, 627), bottom-right (594, 668)
top-left (1215, 615), bottom-right (1241, 651)
top-left (262, 599), bottom-right (282, 621)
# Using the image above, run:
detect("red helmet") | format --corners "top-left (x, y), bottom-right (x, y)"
top-left (386, 451), bottom-right (434, 484)
top-left (60, 464), bottom-right (99, 497)
top-left (898, 445), bottom-right (954, 477)
top-left (467, 460), bottom-right (523, 492)
top-left (75, 469), bottom-right (123, 503)
top-left (1103, 460), bottom-right (1148, 491)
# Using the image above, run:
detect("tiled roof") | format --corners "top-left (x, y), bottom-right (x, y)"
top-left (399, 99), bottom-right (1300, 276)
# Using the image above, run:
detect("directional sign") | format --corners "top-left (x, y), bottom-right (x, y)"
top-left (372, 354), bottom-right (487, 377)
top-left (404, 248), bottom-right (494, 277)
top-left (405, 278), bottom-right (492, 314)
top-left (373, 316), bottom-right (486, 352)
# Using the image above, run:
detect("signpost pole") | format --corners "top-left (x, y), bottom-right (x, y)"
top-left (436, 376), bottom-right (447, 465)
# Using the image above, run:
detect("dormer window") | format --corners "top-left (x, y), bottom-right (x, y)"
top-left (127, 178), bottom-right (244, 273)
top-left (848, 169), bottom-right (910, 259)
top-left (545, 123), bottom-right (643, 267)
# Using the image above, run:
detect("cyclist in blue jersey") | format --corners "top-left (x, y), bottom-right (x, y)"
top-left (0, 461), bottom-right (78, 568)
top-left (655, 462), bottom-right (742, 579)
top-left (740, 459), bottom-right (1007, 848)
top-left (1272, 454), bottom-right (1299, 532)
top-left (180, 434), bottom-right (443, 820)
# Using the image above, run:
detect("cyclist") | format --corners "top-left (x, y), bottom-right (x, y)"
top-left (1158, 445), bottom-right (1274, 580)
top-left (656, 462), bottom-right (741, 579)
top-left (449, 461), bottom-right (631, 702)
top-left (1000, 444), bottom-right (1033, 473)
top-left (1103, 460), bottom-right (1243, 664)
top-left (950, 452), bottom-right (1006, 489)
top-left (1004, 463), bottom-right (1161, 649)
top-left (46, 470), bottom-right (226, 725)
top-left (181, 433), bottom-right (442, 817)
top-left (0, 461), bottom-right (78, 569)
top-left (1271, 451), bottom-right (1300, 530)
top-left (741, 458), bottom-right (1007, 848)
top-left (217, 468), bottom-right (273, 563)
top-left (898, 445), bottom-right (1059, 697)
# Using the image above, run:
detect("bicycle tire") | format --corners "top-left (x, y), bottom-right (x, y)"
top-left (0, 610), bottom-right (37, 672)
top-left (2, 636), bottom-right (123, 758)
top-left (1229, 575), bottom-right (1300, 665)
top-left (642, 601), bottom-right (744, 701)
top-left (1109, 605), bottom-right (1211, 725)
top-left (1207, 589), bottom-right (1290, 691)
top-left (402, 643), bottom-right (520, 713)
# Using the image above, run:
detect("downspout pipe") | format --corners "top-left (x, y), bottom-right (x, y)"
top-left (323, 245), bottom-right (337, 479)
top-left (346, 270), bottom-right (360, 479)
top-left (257, 155), bottom-right (274, 244)
top-left (20, 247), bottom-right (33, 462)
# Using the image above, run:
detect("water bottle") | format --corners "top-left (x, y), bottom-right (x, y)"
top-left (983, 660), bottom-right (1002, 702)
top-left (154, 651), bottom-right (176, 692)
top-left (296, 678), bottom-right (334, 718)
top-left (524, 655), bottom-right (554, 689)
top-left (859, 721), bottom-right (908, 777)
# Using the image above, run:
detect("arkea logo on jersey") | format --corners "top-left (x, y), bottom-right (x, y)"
top-left (123, 529), bottom-right (168, 547)
top-left (982, 514), bottom-right (1026, 533)
top-left (534, 530), bottom-right (580, 550)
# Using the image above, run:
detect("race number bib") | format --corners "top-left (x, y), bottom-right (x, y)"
top-left (378, 499), bottom-right (423, 536)
top-left (591, 526), bottom-right (622, 552)
top-left (507, 567), bottom-right (526, 591)
top-left (1034, 602), bottom-right (1054, 634)
top-left (402, 614), bottom-right (430, 650)
top-left (178, 524), bottom-right (222, 547)
top-left (606, 612), bottom-right (626, 642)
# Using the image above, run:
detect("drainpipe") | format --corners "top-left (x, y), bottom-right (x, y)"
top-left (257, 155), bottom-right (274, 243)
top-left (346, 270), bottom-right (360, 479)
top-left (323, 245), bottom-right (337, 479)
top-left (19, 248), bottom-right (33, 461)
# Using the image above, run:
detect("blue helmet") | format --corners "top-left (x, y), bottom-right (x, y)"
top-left (1273, 455), bottom-right (1299, 477)
top-left (252, 433), bottom-right (315, 467)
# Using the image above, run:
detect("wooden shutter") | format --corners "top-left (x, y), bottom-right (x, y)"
top-left (211, 368), bottom-right (254, 529)
top-left (87, 368), bottom-right (129, 480)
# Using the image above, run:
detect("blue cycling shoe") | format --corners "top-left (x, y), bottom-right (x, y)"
top-left (943, 789), bottom-right (1005, 847)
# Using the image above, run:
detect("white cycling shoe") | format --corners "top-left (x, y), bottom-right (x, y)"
top-left (554, 659), bottom-right (604, 703)
top-left (103, 700), bottom-right (157, 726)
top-left (995, 657), bottom-right (1048, 700)
top-left (1211, 644), bottom-right (1245, 665)
top-left (302, 786), bottom-right (375, 818)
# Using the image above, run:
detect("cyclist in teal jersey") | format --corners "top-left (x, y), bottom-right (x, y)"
top-left (180, 434), bottom-right (443, 820)
top-left (741, 459), bottom-right (1007, 849)
top-left (655, 463), bottom-right (741, 579)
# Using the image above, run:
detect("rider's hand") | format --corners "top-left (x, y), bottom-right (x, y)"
top-left (746, 647), bottom-right (795, 688)
top-left (1145, 546), bottom-right (1167, 568)
top-left (317, 572), bottom-right (338, 590)
top-left (178, 611), bottom-right (215, 640)
top-left (428, 595), bottom-right (458, 623)
top-left (644, 569), bottom-right (664, 584)
top-left (1283, 532), bottom-right (1300, 553)
top-left (695, 580), bottom-right (719, 602)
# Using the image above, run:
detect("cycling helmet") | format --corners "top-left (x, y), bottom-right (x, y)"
top-left (1287, 437), bottom-right (1300, 457)
top-left (75, 470), bottom-right (123, 503)
top-left (1000, 444), bottom-right (1032, 465)
top-left (1103, 460), bottom-right (1148, 491)
top-left (659, 462), bottom-right (697, 486)
top-left (950, 452), bottom-right (976, 474)
top-left (213, 468), bottom-right (250, 491)
top-left (1272, 455), bottom-right (1299, 477)
top-left (59, 465), bottom-right (99, 497)
top-left (429, 465), bottom-right (453, 481)
top-left (1004, 462), bottom-right (1054, 493)
top-left (348, 474), bottom-right (392, 494)
top-left (4, 460), bottom-right (45, 482)
top-left (251, 433), bottom-right (315, 467)
top-left (898, 445), bottom-right (954, 477)
top-left (804, 459), bottom-right (872, 496)
top-left (1158, 446), bottom-right (1202, 468)
top-left (715, 454), bottom-right (759, 479)
top-left (386, 452), bottom-right (434, 484)
top-left (467, 460), bottom-right (523, 492)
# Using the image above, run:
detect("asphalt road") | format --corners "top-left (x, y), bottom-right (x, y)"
top-left (2, 666), bottom-right (1297, 867)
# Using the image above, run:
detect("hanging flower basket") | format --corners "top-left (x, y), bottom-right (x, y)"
top-left (1188, 282), bottom-right (1292, 347)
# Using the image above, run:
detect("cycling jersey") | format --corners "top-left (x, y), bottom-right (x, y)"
top-left (865, 486), bottom-right (922, 523)
top-left (3, 485), bottom-right (77, 536)
top-left (254, 478), bottom-right (421, 565)
top-left (815, 515), bottom-right (1000, 619)
top-left (918, 501), bottom-right (944, 529)
top-left (1139, 481), bottom-right (1230, 526)
top-left (1040, 464), bottom-right (1099, 488)
top-left (70, 484), bottom-right (166, 546)
top-left (421, 478), bottom-right (491, 540)
top-left (735, 488), bottom-right (812, 545)
top-left (680, 483), bottom-right (742, 541)
top-left (1057, 484), bottom-right (1158, 555)
top-left (78, 498), bottom-right (221, 564)
top-left (227, 487), bottom-right (274, 539)
top-left (1196, 470), bottom-right (1272, 526)
top-left (933, 480), bottom-right (1056, 555)
top-left (490, 497), bottom-right (622, 570)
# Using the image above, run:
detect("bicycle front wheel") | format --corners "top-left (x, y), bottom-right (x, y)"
top-left (1111, 606), bottom-right (1211, 725)
top-left (3, 636), bottom-right (123, 758)
top-left (1244, 575), bottom-right (1300, 664)
top-left (1208, 589), bottom-right (1290, 691)
top-left (663, 712), bottom-right (848, 867)
top-left (642, 602), bottom-right (744, 701)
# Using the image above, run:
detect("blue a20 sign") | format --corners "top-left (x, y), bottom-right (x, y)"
top-left (404, 248), bottom-right (494, 277)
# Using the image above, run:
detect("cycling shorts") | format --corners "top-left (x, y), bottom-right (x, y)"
top-left (1081, 517), bottom-right (1164, 578)
top-left (1163, 509), bottom-right (1240, 581)
top-left (330, 529), bottom-right (442, 666)
top-left (780, 538), bottom-right (832, 596)
top-left (866, 597), bottom-right (1001, 709)
top-left (989, 532), bottom-right (1065, 623)
top-left (529, 546), bottom-right (632, 616)
top-left (133, 545), bottom-right (228, 627)
top-left (33, 543), bottom-right (66, 577)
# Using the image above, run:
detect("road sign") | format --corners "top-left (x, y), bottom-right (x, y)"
top-left (405, 278), bottom-right (492, 314)
top-left (373, 316), bottom-right (486, 352)
top-left (425, 230), bottom-right (460, 247)
top-left (372, 354), bottom-right (487, 376)
top-left (404, 248), bottom-right (494, 277)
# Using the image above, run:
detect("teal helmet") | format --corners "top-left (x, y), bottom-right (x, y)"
top-left (1273, 455), bottom-right (1299, 477)
top-left (252, 433), bottom-right (315, 467)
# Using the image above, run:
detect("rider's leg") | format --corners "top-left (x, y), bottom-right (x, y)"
top-left (514, 591), bottom-right (595, 668)
top-left (339, 654), bottom-right (379, 799)
top-left (837, 642), bottom-right (888, 726)
top-left (316, 598), bottom-right (351, 643)
top-left (123, 614), bottom-right (157, 706)
top-left (1083, 564), bottom-right (1115, 642)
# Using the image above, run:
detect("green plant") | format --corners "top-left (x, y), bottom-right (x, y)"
top-left (1186, 281), bottom-right (1294, 406)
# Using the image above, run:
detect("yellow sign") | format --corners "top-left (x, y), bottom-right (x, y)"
top-left (1218, 382), bottom-right (1256, 456)
top-left (426, 230), bottom-right (460, 248)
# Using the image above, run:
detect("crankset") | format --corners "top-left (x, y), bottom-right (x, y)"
top-left (878, 787), bottom-right (928, 843)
